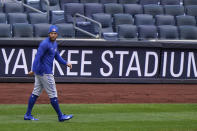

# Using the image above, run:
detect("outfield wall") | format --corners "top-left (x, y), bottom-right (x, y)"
top-left (0, 38), bottom-right (197, 83)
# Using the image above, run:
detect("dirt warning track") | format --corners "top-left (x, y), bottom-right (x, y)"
top-left (0, 83), bottom-right (197, 104)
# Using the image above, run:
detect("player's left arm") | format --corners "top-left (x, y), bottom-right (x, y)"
top-left (55, 50), bottom-right (72, 69)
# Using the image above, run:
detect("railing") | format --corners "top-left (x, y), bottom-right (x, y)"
top-left (10, 0), bottom-right (103, 39)
top-left (11, 0), bottom-right (49, 21)
top-left (74, 13), bottom-right (102, 39)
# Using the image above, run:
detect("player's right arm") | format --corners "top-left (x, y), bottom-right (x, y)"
top-left (29, 42), bottom-right (48, 75)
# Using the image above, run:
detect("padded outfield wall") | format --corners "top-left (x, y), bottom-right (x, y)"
top-left (0, 38), bottom-right (197, 83)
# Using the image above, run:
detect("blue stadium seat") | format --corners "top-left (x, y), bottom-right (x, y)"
top-left (25, 0), bottom-right (41, 13)
top-left (118, 0), bottom-right (138, 4)
top-left (56, 23), bottom-right (75, 38)
top-left (4, 2), bottom-right (24, 13)
top-left (183, 0), bottom-right (197, 5)
top-left (8, 13), bottom-right (28, 24)
top-left (12, 23), bottom-right (33, 37)
top-left (84, 3), bottom-right (104, 19)
top-left (158, 25), bottom-right (179, 39)
top-left (123, 4), bottom-right (143, 16)
top-left (155, 14), bottom-right (175, 25)
top-left (135, 14), bottom-right (154, 25)
top-left (92, 13), bottom-right (118, 40)
top-left (179, 25), bottom-right (197, 40)
top-left (0, 2), bottom-right (4, 12)
top-left (92, 13), bottom-right (113, 33)
top-left (164, 5), bottom-right (185, 16)
top-left (176, 15), bottom-right (196, 26)
top-left (59, 0), bottom-right (79, 9)
top-left (113, 13), bottom-right (134, 31)
top-left (41, 0), bottom-right (61, 12)
top-left (80, 0), bottom-right (99, 3)
top-left (64, 3), bottom-right (85, 23)
top-left (0, 24), bottom-right (11, 37)
top-left (34, 23), bottom-right (51, 37)
top-left (50, 10), bottom-right (64, 24)
top-left (104, 3), bottom-right (123, 16)
top-left (100, 0), bottom-right (118, 4)
top-left (0, 13), bottom-right (7, 23)
top-left (28, 13), bottom-right (48, 24)
top-left (186, 5), bottom-right (197, 17)
top-left (118, 24), bottom-right (138, 40)
top-left (143, 4), bottom-right (164, 17)
top-left (160, 0), bottom-right (181, 5)
top-left (139, 0), bottom-right (160, 5)
top-left (138, 25), bottom-right (157, 40)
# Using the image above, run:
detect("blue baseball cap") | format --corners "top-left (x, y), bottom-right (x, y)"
top-left (48, 25), bottom-right (58, 34)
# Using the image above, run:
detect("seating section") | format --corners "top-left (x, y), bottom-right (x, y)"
top-left (13, 23), bottom-right (33, 37)
top-left (0, 0), bottom-right (197, 40)
top-left (160, 0), bottom-right (180, 5)
top-left (158, 25), bottom-right (179, 39)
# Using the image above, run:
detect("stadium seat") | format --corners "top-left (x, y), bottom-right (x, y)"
top-left (64, 3), bottom-right (85, 23)
top-left (176, 15), bottom-right (196, 26)
top-left (155, 15), bottom-right (175, 25)
top-left (135, 14), bottom-right (154, 25)
top-left (12, 23), bottom-right (33, 37)
top-left (59, 0), bottom-right (79, 9)
top-left (28, 13), bottom-right (48, 24)
top-left (8, 13), bottom-right (28, 24)
top-left (41, 0), bottom-right (61, 12)
top-left (118, 24), bottom-right (138, 40)
top-left (0, 24), bottom-right (11, 37)
top-left (179, 25), bottom-right (197, 39)
top-left (164, 5), bottom-right (185, 16)
top-left (158, 25), bottom-right (179, 39)
top-left (186, 5), bottom-right (197, 17)
top-left (160, 0), bottom-right (181, 5)
top-left (118, 0), bottom-right (138, 4)
top-left (113, 13), bottom-right (134, 31)
top-left (183, 0), bottom-right (197, 5)
top-left (138, 25), bottom-right (157, 40)
top-left (50, 10), bottom-right (64, 24)
top-left (139, 0), bottom-right (160, 5)
top-left (0, 2), bottom-right (3, 12)
top-left (34, 23), bottom-right (51, 37)
top-left (4, 2), bottom-right (24, 13)
top-left (56, 23), bottom-right (75, 38)
top-left (104, 3), bottom-right (123, 16)
top-left (92, 13), bottom-right (113, 33)
top-left (25, 0), bottom-right (41, 13)
top-left (143, 4), bottom-right (164, 17)
top-left (0, 13), bottom-right (7, 23)
top-left (80, 0), bottom-right (99, 3)
top-left (123, 4), bottom-right (143, 16)
top-left (84, 3), bottom-right (104, 19)
top-left (100, 0), bottom-right (118, 4)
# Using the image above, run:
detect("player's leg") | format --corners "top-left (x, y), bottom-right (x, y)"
top-left (42, 74), bottom-right (73, 121)
top-left (24, 75), bottom-right (43, 120)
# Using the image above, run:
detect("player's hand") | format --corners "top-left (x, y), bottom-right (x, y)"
top-left (28, 71), bottom-right (34, 76)
top-left (67, 63), bottom-right (72, 69)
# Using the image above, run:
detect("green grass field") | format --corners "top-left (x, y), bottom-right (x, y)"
top-left (0, 104), bottom-right (196, 131)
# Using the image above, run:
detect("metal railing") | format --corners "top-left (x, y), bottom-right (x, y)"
top-left (11, 0), bottom-right (49, 21)
top-left (74, 13), bottom-right (102, 39)
top-left (10, 0), bottom-right (103, 39)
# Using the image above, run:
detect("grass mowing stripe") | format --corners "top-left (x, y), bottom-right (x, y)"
top-left (0, 104), bottom-right (196, 131)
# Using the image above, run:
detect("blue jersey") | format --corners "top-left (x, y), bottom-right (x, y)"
top-left (32, 37), bottom-right (67, 75)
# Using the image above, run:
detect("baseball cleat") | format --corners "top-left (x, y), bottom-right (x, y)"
top-left (58, 114), bottom-right (73, 122)
top-left (24, 114), bottom-right (39, 121)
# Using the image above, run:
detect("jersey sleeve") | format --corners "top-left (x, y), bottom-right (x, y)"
top-left (55, 49), bottom-right (67, 65)
top-left (32, 42), bottom-right (48, 72)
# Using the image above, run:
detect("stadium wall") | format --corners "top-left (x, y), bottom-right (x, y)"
top-left (0, 38), bottom-right (197, 83)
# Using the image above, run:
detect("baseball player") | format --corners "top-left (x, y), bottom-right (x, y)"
top-left (24, 25), bottom-right (73, 122)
